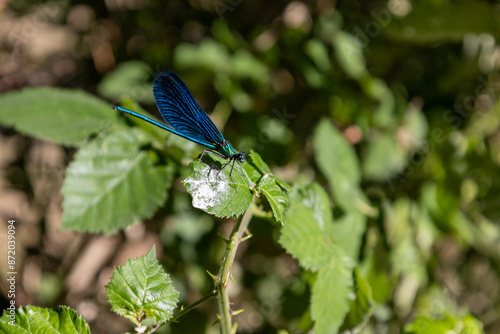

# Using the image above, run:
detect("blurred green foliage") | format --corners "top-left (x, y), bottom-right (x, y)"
top-left (1, 0), bottom-right (500, 333)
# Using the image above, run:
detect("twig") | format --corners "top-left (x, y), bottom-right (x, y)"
top-left (142, 292), bottom-right (217, 334)
top-left (216, 199), bottom-right (255, 334)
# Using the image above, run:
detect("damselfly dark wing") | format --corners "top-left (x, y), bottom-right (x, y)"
top-left (153, 71), bottom-right (225, 147)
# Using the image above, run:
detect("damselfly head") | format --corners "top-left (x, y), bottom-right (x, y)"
top-left (235, 152), bottom-right (245, 162)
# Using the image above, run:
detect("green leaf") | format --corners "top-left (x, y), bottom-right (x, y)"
top-left (183, 154), bottom-right (253, 218)
top-left (61, 128), bottom-right (173, 233)
top-left (386, 2), bottom-right (500, 43)
top-left (175, 39), bottom-right (231, 73)
top-left (363, 134), bottom-right (407, 181)
top-left (0, 87), bottom-right (117, 146)
top-left (328, 211), bottom-right (366, 261)
top-left (402, 107), bottom-right (428, 150)
top-left (245, 150), bottom-right (272, 177)
top-left (461, 315), bottom-right (485, 334)
top-left (106, 245), bottom-right (180, 325)
top-left (98, 61), bottom-right (154, 103)
top-left (242, 151), bottom-right (290, 223)
top-left (311, 249), bottom-right (354, 334)
top-left (365, 247), bottom-right (393, 303)
top-left (304, 39), bottom-right (331, 72)
top-left (332, 31), bottom-right (367, 80)
top-left (280, 183), bottom-right (357, 333)
top-left (315, 119), bottom-right (360, 185)
top-left (280, 199), bottom-right (332, 270)
top-left (279, 184), bottom-right (334, 270)
top-left (300, 183), bottom-right (332, 230)
top-left (313, 119), bottom-right (375, 215)
top-left (340, 267), bottom-right (374, 332)
top-left (256, 175), bottom-right (289, 224)
top-left (404, 315), bottom-right (484, 334)
top-left (0, 305), bottom-right (90, 334)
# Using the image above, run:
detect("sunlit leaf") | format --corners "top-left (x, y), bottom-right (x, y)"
top-left (174, 39), bottom-right (231, 73)
top-left (402, 107), bottom-right (429, 150)
top-left (279, 191), bottom-right (333, 270)
top-left (340, 267), bottom-right (374, 332)
top-left (106, 246), bottom-right (180, 325)
top-left (243, 151), bottom-right (290, 223)
top-left (332, 31), bottom-right (367, 80)
top-left (311, 249), bottom-right (354, 334)
top-left (0, 87), bottom-right (117, 146)
top-left (61, 128), bottom-right (173, 233)
top-left (0, 306), bottom-right (90, 334)
top-left (183, 154), bottom-right (253, 218)
top-left (314, 119), bottom-right (375, 215)
top-left (363, 134), bottom-right (407, 181)
top-left (305, 39), bottom-right (331, 72)
top-left (246, 150), bottom-right (272, 176)
top-left (328, 211), bottom-right (366, 261)
top-left (97, 61), bottom-right (154, 103)
top-left (300, 183), bottom-right (332, 230)
top-left (257, 174), bottom-right (288, 224)
top-left (404, 315), bottom-right (484, 334)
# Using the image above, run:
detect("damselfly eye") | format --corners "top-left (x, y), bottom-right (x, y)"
top-left (237, 152), bottom-right (245, 162)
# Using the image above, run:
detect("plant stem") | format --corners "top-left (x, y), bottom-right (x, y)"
top-left (143, 292), bottom-right (217, 334)
top-left (171, 291), bottom-right (217, 322)
top-left (217, 200), bottom-right (255, 334)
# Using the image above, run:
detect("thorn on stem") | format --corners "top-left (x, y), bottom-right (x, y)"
top-left (206, 270), bottom-right (220, 282)
top-left (218, 233), bottom-right (231, 244)
top-left (230, 309), bottom-right (244, 316)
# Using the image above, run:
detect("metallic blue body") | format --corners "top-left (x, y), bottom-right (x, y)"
top-left (114, 71), bottom-right (245, 164)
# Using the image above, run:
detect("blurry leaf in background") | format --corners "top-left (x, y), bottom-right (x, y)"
top-left (363, 243), bottom-right (393, 304)
top-left (163, 210), bottom-right (214, 245)
top-left (183, 154), bottom-right (253, 218)
top-left (106, 246), bottom-right (180, 325)
top-left (331, 28), bottom-right (397, 128)
top-left (362, 134), bottom-right (406, 181)
top-left (230, 49), bottom-right (270, 85)
top-left (174, 39), bottom-right (231, 74)
top-left (313, 118), bottom-right (375, 216)
top-left (314, 118), bottom-right (359, 190)
top-left (174, 39), bottom-right (270, 86)
top-left (97, 61), bottom-right (154, 104)
top-left (61, 128), bottom-right (174, 233)
top-left (304, 39), bottom-right (332, 73)
top-left (35, 273), bottom-right (63, 305)
top-left (0, 87), bottom-right (117, 146)
top-left (328, 211), bottom-right (366, 261)
top-left (386, 2), bottom-right (500, 43)
top-left (420, 182), bottom-right (477, 244)
top-left (383, 198), bottom-right (427, 317)
top-left (361, 76), bottom-right (396, 128)
top-left (257, 117), bottom-right (293, 145)
top-left (211, 21), bottom-right (245, 52)
top-left (332, 31), bottom-right (367, 80)
top-left (404, 314), bottom-right (484, 334)
top-left (401, 105), bottom-right (428, 150)
top-left (339, 267), bottom-right (374, 332)
top-left (0, 306), bottom-right (90, 334)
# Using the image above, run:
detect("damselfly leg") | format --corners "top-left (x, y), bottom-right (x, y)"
top-left (194, 150), bottom-right (242, 189)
